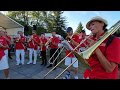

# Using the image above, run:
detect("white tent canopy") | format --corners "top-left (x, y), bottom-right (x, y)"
top-left (0, 12), bottom-right (23, 29)
top-left (0, 12), bottom-right (24, 36)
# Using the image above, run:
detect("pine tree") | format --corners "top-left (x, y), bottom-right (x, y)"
top-left (76, 22), bottom-right (84, 33)
top-left (51, 11), bottom-right (67, 38)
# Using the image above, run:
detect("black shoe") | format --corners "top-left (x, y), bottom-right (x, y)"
top-left (44, 63), bottom-right (47, 66)
top-left (41, 63), bottom-right (44, 65)
top-left (9, 57), bottom-right (12, 59)
top-left (47, 65), bottom-right (52, 68)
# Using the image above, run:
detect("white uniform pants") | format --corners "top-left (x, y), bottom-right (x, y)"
top-left (0, 55), bottom-right (9, 70)
top-left (4, 49), bottom-right (8, 61)
top-left (28, 48), bottom-right (37, 63)
top-left (16, 49), bottom-right (25, 64)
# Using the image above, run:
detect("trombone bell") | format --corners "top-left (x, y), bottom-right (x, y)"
top-left (73, 51), bottom-right (91, 69)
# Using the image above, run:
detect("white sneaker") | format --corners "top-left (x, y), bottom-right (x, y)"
top-left (33, 61), bottom-right (36, 65)
top-left (6, 77), bottom-right (10, 79)
top-left (16, 63), bottom-right (20, 65)
top-left (21, 63), bottom-right (24, 65)
top-left (74, 76), bottom-right (78, 79)
top-left (27, 61), bottom-right (32, 64)
top-left (62, 73), bottom-right (71, 79)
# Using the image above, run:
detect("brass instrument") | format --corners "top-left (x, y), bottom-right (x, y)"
top-left (40, 38), bottom-right (43, 51)
top-left (27, 35), bottom-right (35, 47)
top-left (48, 47), bottom-right (64, 65)
top-left (47, 29), bottom-right (79, 65)
top-left (44, 29), bottom-right (88, 78)
top-left (73, 20), bottom-right (120, 60)
top-left (27, 35), bottom-right (33, 42)
top-left (44, 20), bottom-right (120, 79)
top-left (16, 34), bottom-right (21, 42)
top-left (45, 37), bottom-right (52, 46)
top-left (44, 34), bottom-right (91, 79)
top-left (55, 20), bottom-right (120, 79)
top-left (48, 47), bottom-right (60, 64)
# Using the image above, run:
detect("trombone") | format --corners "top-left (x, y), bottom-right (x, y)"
top-left (48, 47), bottom-right (64, 64)
top-left (48, 47), bottom-right (61, 64)
top-left (47, 30), bottom-right (79, 65)
top-left (44, 20), bottom-right (120, 79)
top-left (73, 20), bottom-right (120, 60)
top-left (44, 34), bottom-right (92, 79)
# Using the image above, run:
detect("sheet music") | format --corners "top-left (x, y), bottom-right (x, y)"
top-left (62, 40), bottom-right (73, 51)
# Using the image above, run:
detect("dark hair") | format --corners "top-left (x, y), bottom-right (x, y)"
top-left (81, 30), bottom-right (86, 33)
top-left (97, 20), bottom-right (108, 32)
top-left (103, 24), bottom-right (108, 32)
top-left (41, 32), bottom-right (45, 35)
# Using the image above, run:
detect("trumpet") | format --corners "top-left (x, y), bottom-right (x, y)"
top-left (39, 39), bottom-right (43, 51)
top-left (16, 34), bottom-right (21, 42)
top-left (27, 35), bottom-right (33, 42)
top-left (45, 37), bottom-right (52, 46)
top-left (44, 20), bottom-right (120, 79)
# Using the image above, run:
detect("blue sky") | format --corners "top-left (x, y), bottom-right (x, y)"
top-left (62, 11), bottom-right (120, 35)
top-left (1, 11), bottom-right (120, 35)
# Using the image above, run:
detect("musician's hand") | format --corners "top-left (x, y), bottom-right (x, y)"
top-left (49, 39), bottom-right (52, 43)
top-left (94, 48), bottom-right (101, 55)
top-left (87, 38), bottom-right (96, 47)
top-left (70, 50), bottom-right (74, 53)
top-left (66, 35), bottom-right (71, 40)
top-left (40, 43), bottom-right (43, 46)
top-left (0, 43), bottom-right (4, 48)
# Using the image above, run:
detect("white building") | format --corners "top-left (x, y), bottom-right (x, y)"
top-left (0, 12), bottom-right (24, 36)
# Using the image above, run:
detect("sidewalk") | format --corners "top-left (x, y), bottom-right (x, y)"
top-left (0, 57), bottom-right (84, 79)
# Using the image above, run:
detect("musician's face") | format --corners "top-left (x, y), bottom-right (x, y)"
top-left (82, 33), bottom-right (86, 38)
top-left (19, 31), bottom-right (23, 36)
top-left (68, 31), bottom-right (73, 36)
top-left (89, 21), bottom-right (104, 34)
top-left (0, 30), bottom-right (4, 36)
top-left (52, 32), bottom-right (56, 36)
top-left (41, 34), bottom-right (45, 38)
top-left (32, 31), bottom-right (36, 35)
top-left (4, 31), bottom-right (7, 35)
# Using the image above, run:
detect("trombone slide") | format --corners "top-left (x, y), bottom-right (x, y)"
top-left (55, 59), bottom-right (78, 79)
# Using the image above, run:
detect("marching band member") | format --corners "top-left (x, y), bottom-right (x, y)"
top-left (79, 30), bottom-right (88, 52)
top-left (47, 30), bottom-right (59, 68)
top-left (0, 29), bottom-right (10, 79)
top-left (3, 30), bottom-right (12, 61)
top-left (15, 31), bottom-right (26, 65)
top-left (83, 16), bottom-right (120, 79)
top-left (27, 30), bottom-right (40, 65)
top-left (63, 27), bottom-right (81, 79)
top-left (39, 32), bottom-right (47, 66)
